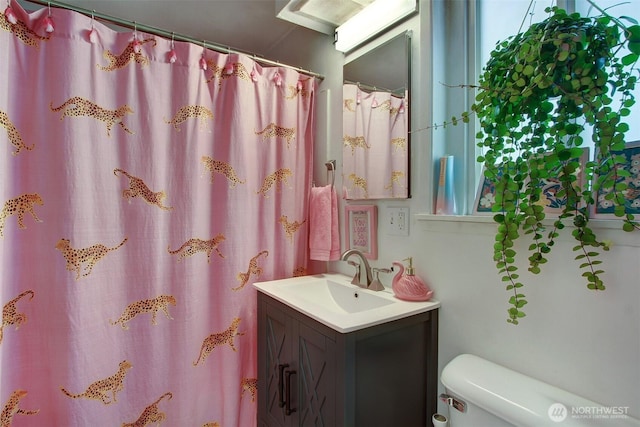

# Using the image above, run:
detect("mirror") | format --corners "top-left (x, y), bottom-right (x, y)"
top-left (342, 31), bottom-right (411, 200)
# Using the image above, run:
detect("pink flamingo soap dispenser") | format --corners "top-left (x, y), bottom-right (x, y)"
top-left (392, 257), bottom-right (434, 301)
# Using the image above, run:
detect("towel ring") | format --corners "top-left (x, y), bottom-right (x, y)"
top-left (325, 160), bottom-right (336, 189)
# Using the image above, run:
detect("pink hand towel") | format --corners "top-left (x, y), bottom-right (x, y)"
top-left (309, 185), bottom-right (340, 261)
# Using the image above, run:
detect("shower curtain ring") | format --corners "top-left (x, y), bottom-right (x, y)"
top-left (167, 32), bottom-right (177, 63)
top-left (87, 9), bottom-right (98, 43)
top-left (199, 40), bottom-right (208, 70)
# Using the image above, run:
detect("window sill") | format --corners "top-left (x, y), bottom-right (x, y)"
top-left (415, 214), bottom-right (640, 247)
top-left (416, 213), bottom-right (627, 229)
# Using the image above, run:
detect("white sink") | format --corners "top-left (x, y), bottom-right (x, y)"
top-left (253, 273), bottom-right (440, 333)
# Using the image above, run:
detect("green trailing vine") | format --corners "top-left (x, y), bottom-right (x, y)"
top-left (453, 4), bottom-right (640, 324)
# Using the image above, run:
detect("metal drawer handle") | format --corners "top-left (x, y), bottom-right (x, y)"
top-left (278, 364), bottom-right (289, 408)
top-left (285, 369), bottom-right (297, 415)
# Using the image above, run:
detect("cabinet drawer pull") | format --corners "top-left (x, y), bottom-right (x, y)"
top-left (285, 369), bottom-right (297, 415)
top-left (278, 364), bottom-right (289, 408)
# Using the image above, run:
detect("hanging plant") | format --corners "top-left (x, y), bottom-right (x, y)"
top-left (452, 4), bottom-right (640, 324)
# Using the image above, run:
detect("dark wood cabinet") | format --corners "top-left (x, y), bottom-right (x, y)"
top-left (257, 292), bottom-right (439, 427)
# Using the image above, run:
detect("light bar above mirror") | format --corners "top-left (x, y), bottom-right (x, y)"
top-left (276, 0), bottom-right (375, 35)
top-left (334, 0), bottom-right (416, 52)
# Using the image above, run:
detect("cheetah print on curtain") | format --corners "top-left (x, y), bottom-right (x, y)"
top-left (0, 1), bottom-right (315, 426)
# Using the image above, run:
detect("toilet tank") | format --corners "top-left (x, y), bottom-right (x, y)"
top-left (441, 354), bottom-right (640, 427)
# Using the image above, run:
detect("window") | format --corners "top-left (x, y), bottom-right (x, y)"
top-left (450, 0), bottom-right (640, 214)
top-left (575, 0), bottom-right (640, 142)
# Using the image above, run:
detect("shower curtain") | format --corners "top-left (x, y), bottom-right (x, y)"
top-left (0, 2), bottom-right (315, 426)
top-left (342, 83), bottom-right (408, 199)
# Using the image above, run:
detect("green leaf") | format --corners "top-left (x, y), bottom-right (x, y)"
top-left (620, 16), bottom-right (639, 25)
top-left (627, 25), bottom-right (640, 54)
top-left (627, 41), bottom-right (640, 55)
top-left (621, 53), bottom-right (639, 66)
top-left (540, 101), bottom-right (554, 113)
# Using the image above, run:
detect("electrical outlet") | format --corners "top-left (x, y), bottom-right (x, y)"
top-left (385, 207), bottom-right (410, 236)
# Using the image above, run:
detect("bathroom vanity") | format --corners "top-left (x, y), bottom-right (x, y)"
top-left (255, 274), bottom-right (439, 427)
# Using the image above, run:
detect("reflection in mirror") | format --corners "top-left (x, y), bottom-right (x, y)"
top-left (342, 31), bottom-right (411, 200)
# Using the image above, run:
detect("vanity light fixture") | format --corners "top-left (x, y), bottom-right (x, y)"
top-left (334, 0), bottom-right (416, 53)
top-left (275, 0), bottom-right (374, 35)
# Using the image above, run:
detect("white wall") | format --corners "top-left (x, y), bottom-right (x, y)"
top-left (413, 218), bottom-right (640, 418)
top-left (293, 0), bottom-right (640, 421)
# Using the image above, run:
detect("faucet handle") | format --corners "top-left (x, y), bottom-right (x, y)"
top-left (369, 267), bottom-right (391, 291)
top-left (347, 260), bottom-right (361, 285)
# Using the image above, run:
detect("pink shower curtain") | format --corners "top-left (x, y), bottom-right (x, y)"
top-left (342, 83), bottom-right (408, 199)
top-left (0, 1), bottom-right (315, 426)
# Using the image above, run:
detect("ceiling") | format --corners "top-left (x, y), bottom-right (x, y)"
top-left (18, 0), bottom-right (338, 58)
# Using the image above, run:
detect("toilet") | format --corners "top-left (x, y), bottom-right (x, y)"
top-left (439, 354), bottom-right (640, 427)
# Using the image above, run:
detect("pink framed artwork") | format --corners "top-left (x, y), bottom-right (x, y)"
top-left (345, 205), bottom-right (378, 259)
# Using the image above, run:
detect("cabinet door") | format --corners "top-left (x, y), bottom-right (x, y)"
top-left (260, 300), bottom-right (294, 427)
top-left (296, 321), bottom-right (337, 427)
top-left (259, 296), bottom-right (338, 427)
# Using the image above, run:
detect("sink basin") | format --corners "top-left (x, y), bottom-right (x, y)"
top-left (253, 273), bottom-right (440, 333)
top-left (286, 276), bottom-right (395, 313)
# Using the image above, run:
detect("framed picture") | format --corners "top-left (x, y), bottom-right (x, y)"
top-left (345, 205), bottom-right (377, 259)
top-left (537, 147), bottom-right (590, 214)
top-left (473, 149), bottom-right (590, 215)
top-left (593, 141), bottom-right (640, 217)
top-left (473, 166), bottom-right (500, 215)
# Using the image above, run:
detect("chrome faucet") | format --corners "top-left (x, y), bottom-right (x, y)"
top-left (340, 249), bottom-right (375, 290)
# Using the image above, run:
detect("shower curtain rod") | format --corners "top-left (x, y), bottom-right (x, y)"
top-left (20, 0), bottom-right (325, 81)
top-left (344, 79), bottom-right (406, 98)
